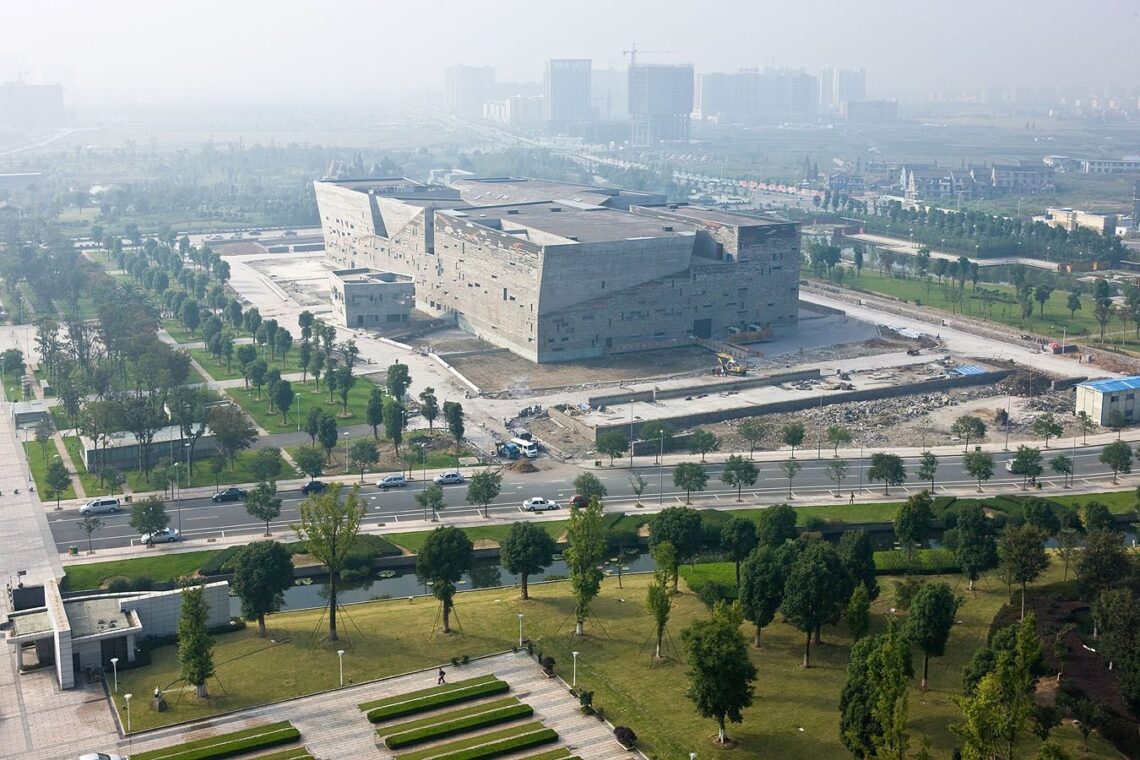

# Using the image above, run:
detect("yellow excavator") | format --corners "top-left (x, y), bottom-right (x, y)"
top-left (717, 353), bottom-right (747, 376)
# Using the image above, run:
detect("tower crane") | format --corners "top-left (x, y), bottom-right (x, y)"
top-left (621, 44), bottom-right (674, 66)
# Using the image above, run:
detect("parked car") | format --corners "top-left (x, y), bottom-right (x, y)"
top-left (211, 487), bottom-right (248, 503)
top-left (300, 480), bottom-right (328, 495)
top-left (80, 753), bottom-right (125, 760)
top-left (79, 498), bottom-right (121, 515)
top-left (569, 494), bottom-right (589, 508)
top-left (433, 471), bottom-right (465, 485)
top-left (1005, 460), bottom-right (1015, 472)
top-left (522, 497), bottom-right (559, 512)
top-left (377, 474), bottom-right (408, 490)
top-left (140, 528), bottom-right (181, 545)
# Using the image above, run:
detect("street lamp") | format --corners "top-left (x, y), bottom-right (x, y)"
top-left (517, 613), bottom-right (524, 648)
top-left (571, 651), bottom-right (579, 688)
top-left (296, 390), bottom-right (303, 432)
top-left (109, 657), bottom-right (118, 693)
top-left (343, 431), bottom-right (350, 472)
top-left (629, 400), bottom-right (635, 468)
top-left (337, 649), bottom-right (345, 687)
top-left (657, 432), bottom-right (664, 506)
top-left (124, 693), bottom-right (133, 733)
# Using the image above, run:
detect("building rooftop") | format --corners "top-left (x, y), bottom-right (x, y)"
top-left (6, 608), bottom-right (52, 639)
top-left (635, 204), bottom-right (790, 228)
top-left (442, 202), bottom-right (696, 245)
top-left (318, 178), bottom-right (461, 201)
top-left (1078, 376), bottom-right (1140, 394)
top-left (332, 268), bottom-right (413, 284)
top-left (64, 596), bottom-right (140, 639)
top-left (450, 177), bottom-right (665, 209)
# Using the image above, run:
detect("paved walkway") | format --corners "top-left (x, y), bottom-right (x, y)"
top-left (122, 652), bottom-right (638, 760)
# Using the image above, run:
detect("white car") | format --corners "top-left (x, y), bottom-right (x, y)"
top-left (80, 753), bottom-right (124, 760)
top-left (377, 474), bottom-right (408, 490)
top-left (140, 528), bottom-right (181, 545)
top-left (522, 497), bottom-right (559, 512)
top-left (1005, 460), bottom-right (1015, 472)
top-left (79, 498), bottom-right (121, 515)
top-left (434, 471), bottom-right (466, 485)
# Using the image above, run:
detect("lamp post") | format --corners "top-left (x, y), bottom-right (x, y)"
top-left (629, 400), bottom-right (635, 468)
top-left (571, 651), bottom-right (579, 688)
top-left (517, 613), bottom-right (524, 648)
top-left (657, 433), bottom-right (664, 506)
top-left (124, 693), bottom-right (133, 733)
top-left (296, 390), bottom-right (303, 432)
top-left (109, 657), bottom-right (118, 693)
top-left (337, 649), bottom-right (345, 687)
top-left (857, 440), bottom-right (864, 494)
top-left (343, 431), bottom-right (350, 472)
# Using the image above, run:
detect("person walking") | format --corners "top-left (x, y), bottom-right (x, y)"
top-left (437, 667), bottom-right (446, 685)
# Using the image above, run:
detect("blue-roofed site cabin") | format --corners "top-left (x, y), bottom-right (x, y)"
top-left (1075, 375), bottom-right (1140, 426)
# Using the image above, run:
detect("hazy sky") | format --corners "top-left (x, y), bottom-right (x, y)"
top-left (4, 0), bottom-right (1140, 104)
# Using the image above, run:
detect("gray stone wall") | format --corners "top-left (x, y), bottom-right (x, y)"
top-left (123, 582), bottom-right (231, 638)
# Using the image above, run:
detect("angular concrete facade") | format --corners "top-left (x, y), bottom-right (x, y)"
top-left (314, 177), bottom-right (799, 363)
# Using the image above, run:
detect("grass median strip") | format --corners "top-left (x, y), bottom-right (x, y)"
top-left (130, 720), bottom-right (299, 759)
top-left (513, 749), bottom-right (574, 760)
top-left (384, 701), bottom-right (534, 749)
top-left (376, 697), bottom-right (520, 736)
top-left (394, 722), bottom-right (556, 760)
top-left (361, 675), bottom-right (509, 722)
top-left (246, 748), bottom-right (315, 760)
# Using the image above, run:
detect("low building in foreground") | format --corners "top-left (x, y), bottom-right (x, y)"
top-left (1075, 376), bottom-right (1140, 425)
top-left (330, 268), bottom-right (415, 329)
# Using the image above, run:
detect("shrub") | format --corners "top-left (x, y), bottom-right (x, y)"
top-left (361, 676), bottom-right (509, 723)
top-left (105, 576), bottom-right (132, 593)
top-left (384, 702), bottom-right (534, 749)
top-left (460, 654), bottom-right (469, 664)
top-left (540, 656), bottom-right (555, 674)
top-left (450, 656), bottom-right (461, 666)
top-left (524, 641), bottom-right (534, 656)
top-left (395, 724), bottom-right (557, 760)
top-left (696, 579), bottom-right (737, 609)
top-left (131, 721), bottom-right (299, 760)
top-left (200, 546), bottom-right (243, 575)
top-left (131, 576), bottom-right (155, 592)
top-left (614, 726), bottom-right (637, 748)
top-left (803, 515), bottom-right (827, 533)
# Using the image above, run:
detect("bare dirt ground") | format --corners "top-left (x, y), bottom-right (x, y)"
top-left (214, 242), bottom-right (267, 256)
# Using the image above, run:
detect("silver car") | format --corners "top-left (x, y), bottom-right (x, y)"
top-left (79, 498), bottom-right (121, 515)
top-left (140, 528), bottom-right (181, 545)
top-left (522, 497), bottom-right (559, 512)
top-left (433, 471), bottom-right (465, 485)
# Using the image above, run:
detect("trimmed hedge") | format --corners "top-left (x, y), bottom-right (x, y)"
top-left (516, 750), bottom-right (574, 760)
top-left (362, 675), bottom-right (510, 722)
top-left (131, 721), bottom-right (300, 760)
top-left (875, 547), bottom-right (960, 576)
top-left (377, 697), bottom-right (520, 736)
top-left (395, 722), bottom-right (556, 760)
top-left (385, 702), bottom-right (534, 749)
top-left (249, 748), bottom-right (315, 760)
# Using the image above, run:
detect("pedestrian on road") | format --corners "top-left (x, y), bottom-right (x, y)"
top-left (849, 492), bottom-right (855, 504)
top-left (437, 668), bottom-right (446, 685)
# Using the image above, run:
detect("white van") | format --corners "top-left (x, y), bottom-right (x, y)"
top-left (377, 474), bottom-right (408, 490)
top-left (511, 437), bottom-right (539, 458)
top-left (79, 497), bottom-right (121, 515)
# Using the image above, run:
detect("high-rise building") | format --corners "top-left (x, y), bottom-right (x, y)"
top-left (696, 68), bottom-right (819, 123)
top-left (544, 59), bottom-right (592, 131)
top-left (591, 67), bottom-right (628, 120)
top-left (818, 67), bottom-right (865, 111)
top-left (444, 65), bottom-right (495, 119)
top-left (628, 63), bottom-right (694, 145)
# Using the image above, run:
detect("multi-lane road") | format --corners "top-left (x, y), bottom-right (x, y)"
top-left (49, 445), bottom-right (1123, 552)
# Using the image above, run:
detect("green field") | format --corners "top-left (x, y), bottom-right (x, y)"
top-left (63, 435), bottom-right (112, 498)
top-left (23, 440), bottom-right (76, 503)
top-left (63, 550), bottom-right (221, 593)
top-left (109, 567), bottom-right (1111, 757)
top-left (122, 447), bottom-right (298, 493)
top-left (827, 267), bottom-right (1140, 350)
top-left (227, 377), bottom-right (376, 434)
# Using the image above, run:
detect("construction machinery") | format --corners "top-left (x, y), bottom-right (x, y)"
top-left (716, 353), bottom-right (748, 376)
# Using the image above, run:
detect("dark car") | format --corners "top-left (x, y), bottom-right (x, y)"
top-left (569, 494), bottom-right (589, 509)
top-left (211, 487), bottom-right (248, 503)
top-left (301, 480), bottom-right (328, 495)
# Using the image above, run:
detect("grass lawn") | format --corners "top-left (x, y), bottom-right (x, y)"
top-left (111, 568), bottom-right (1113, 757)
top-left (283, 434), bottom-right (473, 479)
top-left (123, 448), bottom-right (299, 493)
top-left (1050, 489), bottom-right (1138, 513)
top-left (23, 440), bottom-right (76, 503)
top-left (63, 550), bottom-right (221, 592)
top-left (191, 346), bottom-right (307, 383)
top-left (230, 376), bottom-right (378, 434)
top-left (388, 521), bottom-right (569, 555)
top-left (828, 268), bottom-right (1140, 350)
top-left (63, 435), bottom-right (112, 498)
top-left (161, 318), bottom-right (252, 347)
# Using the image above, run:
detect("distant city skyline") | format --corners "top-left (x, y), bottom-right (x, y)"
top-left (3, 0), bottom-right (1140, 105)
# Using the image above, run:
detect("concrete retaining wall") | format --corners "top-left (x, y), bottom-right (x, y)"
top-left (594, 369), bottom-right (1014, 441)
top-left (588, 368), bottom-right (822, 407)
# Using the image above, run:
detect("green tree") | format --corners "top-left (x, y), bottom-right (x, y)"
top-left (839, 622), bottom-right (913, 760)
top-left (781, 422), bottom-right (805, 456)
top-left (349, 438), bottom-right (379, 481)
top-left (951, 415), bottom-right (987, 452)
top-left (77, 514), bottom-right (103, 554)
top-left (998, 524), bottom-right (1050, 620)
top-left (499, 522), bottom-right (556, 600)
top-left (672, 461), bottom-right (707, 503)
top-left (681, 601), bottom-right (758, 745)
top-left (868, 452), bottom-right (906, 496)
top-left (1049, 454), bottom-right (1073, 487)
top-left (1066, 292), bottom-right (1081, 319)
top-left (465, 469), bottom-right (502, 518)
top-left (838, 529), bottom-right (879, 599)
top-left (595, 430), bottom-right (630, 466)
top-left (129, 495), bottom-right (168, 537)
top-left (382, 396), bottom-right (405, 454)
top-left (647, 577), bottom-right (672, 659)
top-left (720, 515), bottom-right (758, 585)
top-left (721, 454), bottom-right (758, 502)
top-left (780, 457), bottom-right (801, 498)
top-left (565, 498), bottom-right (606, 636)
top-left (573, 471), bottom-right (607, 503)
top-left (628, 473), bottom-right (648, 505)
top-left (917, 452), bottom-right (938, 491)
top-left (292, 483), bottom-right (364, 641)
top-left (386, 362), bottom-right (411, 399)
top-left (304, 406), bottom-right (324, 445)
top-left (826, 424), bottom-right (852, 456)
top-left (1075, 529), bottom-right (1131, 601)
top-left (782, 541), bottom-right (848, 667)
top-left (364, 386), bottom-right (384, 439)
top-left (846, 584), bottom-right (871, 641)
top-left (317, 414), bottom-right (339, 463)
top-left (418, 387), bottom-right (438, 430)
top-left (1106, 408), bottom-right (1127, 439)
top-left (1011, 445), bottom-right (1043, 489)
top-left (688, 428), bottom-right (719, 462)
top-left (177, 585), bottom-right (216, 699)
top-left (650, 506), bottom-right (703, 592)
top-left (414, 482), bottom-right (445, 522)
top-left (739, 546), bottom-right (784, 647)
top-left (738, 419), bottom-right (768, 458)
top-left (44, 458), bottom-right (71, 510)
top-left (443, 401), bottom-right (465, 448)
top-left (756, 504), bottom-right (798, 547)
top-left (293, 445), bottom-right (325, 482)
top-left (244, 480), bottom-right (282, 536)
top-left (231, 540), bottom-right (294, 636)
top-left (905, 581), bottom-right (962, 691)
top-left (415, 526), bottom-right (474, 634)
top-left (955, 502), bottom-right (999, 590)
top-left (894, 491), bottom-right (933, 561)
top-left (1061, 695), bottom-right (1107, 750)
top-left (1099, 440), bottom-right (1132, 483)
top-left (828, 457), bottom-right (849, 496)
top-left (1080, 500), bottom-right (1114, 532)
top-left (964, 449), bottom-right (995, 491)
top-left (1030, 413), bottom-right (1062, 448)
top-left (208, 404), bottom-right (258, 468)
top-left (1076, 411), bottom-right (1096, 444)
